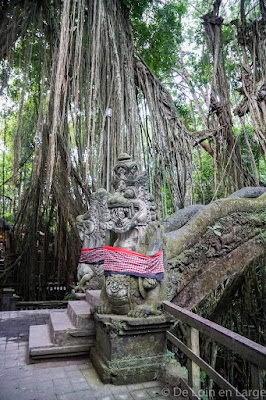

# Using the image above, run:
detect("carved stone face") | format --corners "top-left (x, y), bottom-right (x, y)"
top-left (124, 188), bottom-right (135, 199)
top-left (110, 205), bottom-right (130, 230)
top-left (130, 164), bottom-right (138, 176)
top-left (108, 155), bottom-right (151, 250)
top-left (116, 166), bottom-right (127, 179)
top-left (105, 275), bottom-right (130, 309)
top-left (115, 207), bottom-right (127, 221)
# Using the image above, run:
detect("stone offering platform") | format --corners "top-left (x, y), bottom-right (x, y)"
top-left (0, 309), bottom-right (183, 400)
top-left (28, 290), bottom-right (101, 362)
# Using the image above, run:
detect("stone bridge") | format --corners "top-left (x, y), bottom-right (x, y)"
top-left (164, 189), bottom-right (266, 311)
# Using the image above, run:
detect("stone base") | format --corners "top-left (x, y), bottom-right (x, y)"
top-left (90, 313), bottom-right (174, 385)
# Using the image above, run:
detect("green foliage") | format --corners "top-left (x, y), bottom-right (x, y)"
top-left (200, 369), bottom-right (207, 383)
top-left (192, 149), bottom-right (215, 205)
top-left (190, 51), bottom-right (212, 87)
top-left (259, 229), bottom-right (266, 245)
top-left (131, 1), bottom-right (186, 77)
top-left (167, 349), bottom-right (175, 359)
top-left (63, 292), bottom-right (77, 301)
top-left (123, 0), bottom-right (155, 18)
top-left (0, 79), bottom-right (38, 224)
top-left (222, 25), bottom-right (234, 46)
top-left (208, 224), bottom-right (222, 236)
top-left (162, 183), bottom-right (175, 216)
top-left (234, 125), bottom-right (265, 182)
top-left (259, 159), bottom-right (266, 183)
top-left (261, 211), bottom-right (266, 224)
top-left (1, 0), bottom-right (266, 222)
top-left (174, 100), bottom-right (194, 129)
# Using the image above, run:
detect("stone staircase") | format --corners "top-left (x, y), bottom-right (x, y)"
top-left (28, 290), bottom-right (100, 362)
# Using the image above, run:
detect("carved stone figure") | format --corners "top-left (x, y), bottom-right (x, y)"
top-left (108, 153), bottom-right (157, 250)
top-left (73, 188), bottom-right (111, 293)
top-left (97, 274), bottom-right (164, 317)
top-left (96, 154), bottom-right (165, 317)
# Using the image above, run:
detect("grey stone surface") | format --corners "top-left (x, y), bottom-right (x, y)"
top-left (73, 188), bottom-right (111, 293)
top-left (91, 313), bottom-right (174, 385)
top-left (114, 393), bottom-right (134, 400)
top-left (86, 289), bottom-right (101, 307)
top-left (228, 186), bottom-right (266, 198)
top-left (49, 310), bottom-right (76, 344)
top-left (130, 389), bottom-right (151, 399)
top-left (67, 300), bottom-right (94, 329)
top-left (28, 291), bottom-right (101, 361)
top-left (162, 204), bottom-right (205, 233)
top-left (29, 324), bottom-right (53, 347)
top-left (0, 310), bottom-right (174, 400)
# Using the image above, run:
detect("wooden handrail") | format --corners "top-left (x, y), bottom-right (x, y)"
top-left (163, 301), bottom-right (266, 369)
top-left (167, 331), bottom-right (247, 400)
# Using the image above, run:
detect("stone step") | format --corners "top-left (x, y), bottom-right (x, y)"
top-left (67, 300), bottom-right (94, 329)
top-left (49, 310), bottom-right (93, 346)
top-left (85, 290), bottom-right (101, 308)
top-left (27, 292), bottom-right (101, 363)
top-left (29, 324), bottom-right (53, 349)
top-left (28, 324), bottom-right (91, 363)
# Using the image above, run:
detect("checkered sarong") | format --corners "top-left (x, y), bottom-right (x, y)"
top-left (79, 246), bottom-right (164, 280)
top-left (79, 248), bottom-right (104, 264)
top-left (103, 246), bottom-right (164, 281)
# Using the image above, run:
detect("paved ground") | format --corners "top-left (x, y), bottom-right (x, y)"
top-left (0, 310), bottom-right (174, 400)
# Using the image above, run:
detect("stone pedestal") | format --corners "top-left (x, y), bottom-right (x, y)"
top-left (90, 313), bottom-right (175, 385)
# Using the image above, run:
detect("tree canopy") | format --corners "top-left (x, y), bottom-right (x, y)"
top-left (0, 0), bottom-right (265, 299)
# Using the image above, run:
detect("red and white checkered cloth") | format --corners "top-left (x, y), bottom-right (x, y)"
top-left (79, 248), bottom-right (105, 264)
top-left (104, 246), bottom-right (164, 280)
top-left (79, 246), bottom-right (164, 280)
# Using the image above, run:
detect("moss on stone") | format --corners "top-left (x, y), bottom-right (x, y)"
top-left (164, 196), bottom-right (266, 260)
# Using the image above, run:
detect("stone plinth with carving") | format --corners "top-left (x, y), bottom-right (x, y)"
top-left (90, 313), bottom-right (175, 384)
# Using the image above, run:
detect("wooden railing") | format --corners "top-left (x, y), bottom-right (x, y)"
top-left (163, 301), bottom-right (266, 400)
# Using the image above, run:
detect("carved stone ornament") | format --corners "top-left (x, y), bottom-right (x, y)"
top-left (73, 154), bottom-right (165, 315)
top-left (96, 153), bottom-right (165, 317)
top-left (73, 188), bottom-right (111, 293)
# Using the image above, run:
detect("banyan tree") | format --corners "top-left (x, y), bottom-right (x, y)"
top-left (0, 0), bottom-right (194, 299)
top-left (0, 0), bottom-right (263, 299)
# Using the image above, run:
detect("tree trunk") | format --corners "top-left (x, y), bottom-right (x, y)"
top-left (202, 0), bottom-right (256, 195)
top-left (234, 0), bottom-right (266, 155)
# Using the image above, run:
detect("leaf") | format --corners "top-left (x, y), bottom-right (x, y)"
top-left (213, 224), bottom-right (222, 229)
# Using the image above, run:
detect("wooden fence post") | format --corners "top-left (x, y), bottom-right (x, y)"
top-left (187, 326), bottom-right (201, 395)
top-left (250, 363), bottom-right (262, 400)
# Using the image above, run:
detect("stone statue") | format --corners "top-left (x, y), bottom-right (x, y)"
top-left (97, 274), bottom-right (164, 317)
top-left (108, 153), bottom-right (157, 250)
top-left (96, 153), bottom-right (165, 317)
top-left (73, 188), bottom-right (111, 293)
